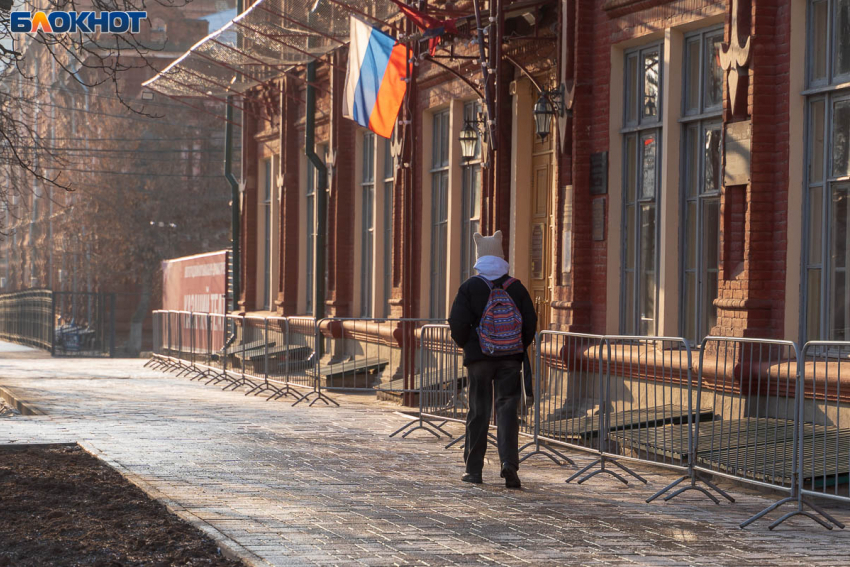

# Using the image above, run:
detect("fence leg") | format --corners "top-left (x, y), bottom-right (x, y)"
top-left (565, 340), bottom-right (646, 486)
top-left (565, 455), bottom-right (645, 486)
top-left (518, 348), bottom-right (574, 467)
top-left (292, 320), bottom-right (339, 408)
top-left (738, 493), bottom-right (843, 530)
top-left (740, 358), bottom-right (843, 530)
top-left (647, 473), bottom-right (734, 504)
top-left (390, 415), bottom-right (452, 439)
top-left (391, 327), bottom-right (453, 440)
top-left (445, 432), bottom-right (498, 450)
top-left (297, 387), bottom-right (340, 408)
top-left (246, 318), bottom-right (284, 398)
top-left (265, 318), bottom-right (295, 401)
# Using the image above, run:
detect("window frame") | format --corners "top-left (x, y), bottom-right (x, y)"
top-left (360, 131), bottom-right (376, 318)
top-left (803, 0), bottom-right (850, 343)
top-left (382, 138), bottom-right (394, 318)
top-left (620, 42), bottom-right (664, 336)
top-left (430, 109), bottom-right (450, 319)
top-left (261, 157), bottom-right (273, 311)
top-left (679, 26), bottom-right (725, 345)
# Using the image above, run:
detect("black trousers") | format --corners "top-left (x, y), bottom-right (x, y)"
top-left (463, 359), bottom-right (522, 474)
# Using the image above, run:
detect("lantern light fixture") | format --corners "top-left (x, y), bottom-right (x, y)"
top-left (459, 120), bottom-right (481, 160)
top-left (533, 84), bottom-right (568, 142)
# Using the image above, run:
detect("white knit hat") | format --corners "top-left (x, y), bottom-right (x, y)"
top-left (473, 230), bottom-right (504, 261)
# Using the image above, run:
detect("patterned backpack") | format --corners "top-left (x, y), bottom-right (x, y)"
top-left (476, 276), bottom-right (524, 356)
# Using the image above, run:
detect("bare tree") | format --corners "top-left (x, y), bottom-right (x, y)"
top-left (0, 0), bottom-right (193, 214)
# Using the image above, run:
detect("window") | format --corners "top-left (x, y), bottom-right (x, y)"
top-left (461, 101), bottom-right (483, 282)
top-left (360, 132), bottom-right (376, 317)
top-left (804, 0), bottom-right (850, 341)
top-left (306, 157), bottom-right (316, 316)
top-left (261, 158), bottom-right (273, 311)
top-left (382, 138), bottom-right (394, 317)
top-left (622, 44), bottom-right (662, 335)
top-left (151, 18), bottom-right (167, 44)
top-left (430, 110), bottom-right (450, 319)
top-left (681, 28), bottom-right (724, 345)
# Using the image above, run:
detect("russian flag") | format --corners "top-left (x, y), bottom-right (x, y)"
top-left (342, 17), bottom-right (409, 139)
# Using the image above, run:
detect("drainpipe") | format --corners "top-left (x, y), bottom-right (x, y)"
top-left (224, 103), bottom-right (239, 313)
top-left (224, 0), bottom-right (244, 313)
top-left (305, 61), bottom-right (327, 320)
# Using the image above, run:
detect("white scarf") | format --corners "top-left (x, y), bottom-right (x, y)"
top-left (474, 255), bottom-right (510, 281)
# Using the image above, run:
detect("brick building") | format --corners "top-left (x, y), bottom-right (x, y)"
top-left (149, 0), bottom-right (848, 347)
top-left (0, 0), bottom-right (235, 353)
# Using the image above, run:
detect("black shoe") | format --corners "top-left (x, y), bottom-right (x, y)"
top-left (462, 472), bottom-right (483, 484)
top-left (501, 465), bottom-right (521, 489)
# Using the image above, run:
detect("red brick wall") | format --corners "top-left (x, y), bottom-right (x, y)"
top-left (240, 0), bottom-right (795, 342)
top-left (327, 52), bottom-right (355, 318)
top-left (713, 0), bottom-right (791, 339)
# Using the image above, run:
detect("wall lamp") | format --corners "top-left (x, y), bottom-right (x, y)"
top-left (533, 84), bottom-right (569, 142)
top-left (459, 118), bottom-right (487, 161)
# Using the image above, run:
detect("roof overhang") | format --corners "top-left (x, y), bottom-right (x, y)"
top-left (142, 0), bottom-right (402, 100)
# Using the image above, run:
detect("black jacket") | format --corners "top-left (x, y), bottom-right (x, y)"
top-left (448, 274), bottom-right (538, 366)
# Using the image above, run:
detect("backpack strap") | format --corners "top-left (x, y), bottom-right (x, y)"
top-left (475, 275), bottom-right (494, 290)
top-left (501, 277), bottom-right (518, 290)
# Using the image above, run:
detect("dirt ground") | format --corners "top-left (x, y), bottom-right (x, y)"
top-left (0, 445), bottom-right (244, 567)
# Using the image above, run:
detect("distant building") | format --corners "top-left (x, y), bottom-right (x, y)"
top-left (0, 1), bottom-right (235, 354)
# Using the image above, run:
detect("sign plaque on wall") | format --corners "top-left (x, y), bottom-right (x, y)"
top-left (561, 230), bottom-right (572, 275)
top-left (724, 119), bottom-right (752, 186)
top-left (531, 223), bottom-right (545, 279)
top-left (590, 152), bottom-right (608, 195)
top-left (592, 198), bottom-right (606, 241)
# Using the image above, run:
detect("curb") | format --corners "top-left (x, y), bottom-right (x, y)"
top-left (78, 441), bottom-right (271, 567)
top-left (0, 386), bottom-right (45, 416)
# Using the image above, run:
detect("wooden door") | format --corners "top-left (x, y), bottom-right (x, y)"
top-left (530, 132), bottom-right (555, 331)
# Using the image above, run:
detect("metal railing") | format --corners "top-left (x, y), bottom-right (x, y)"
top-left (0, 289), bottom-right (53, 351)
top-left (149, 312), bottom-right (441, 408)
top-left (689, 338), bottom-right (799, 526)
top-left (0, 289), bottom-right (115, 356)
top-left (147, 310), bottom-right (850, 530)
top-left (521, 332), bottom-right (607, 467)
top-left (313, 317), bottom-right (441, 392)
top-left (390, 324), bottom-right (460, 439)
top-left (796, 341), bottom-right (850, 529)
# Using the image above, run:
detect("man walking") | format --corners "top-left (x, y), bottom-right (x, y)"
top-left (449, 230), bottom-right (537, 488)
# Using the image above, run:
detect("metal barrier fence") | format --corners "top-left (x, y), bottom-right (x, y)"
top-left (149, 313), bottom-right (441, 408)
top-left (691, 338), bottom-right (800, 526)
top-left (53, 291), bottom-right (116, 357)
top-left (147, 311), bottom-right (850, 530)
top-left (0, 289), bottom-right (115, 356)
top-left (575, 336), bottom-right (691, 487)
top-left (313, 318), bottom-right (442, 399)
top-left (0, 289), bottom-right (53, 351)
top-left (392, 323), bottom-right (527, 454)
top-left (797, 341), bottom-right (850, 529)
top-left (523, 332), bottom-right (607, 467)
top-left (390, 324), bottom-right (460, 439)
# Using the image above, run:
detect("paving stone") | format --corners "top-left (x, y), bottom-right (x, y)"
top-left (1, 356), bottom-right (850, 566)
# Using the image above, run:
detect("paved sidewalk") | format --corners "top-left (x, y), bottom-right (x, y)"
top-left (2, 354), bottom-right (850, 566)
